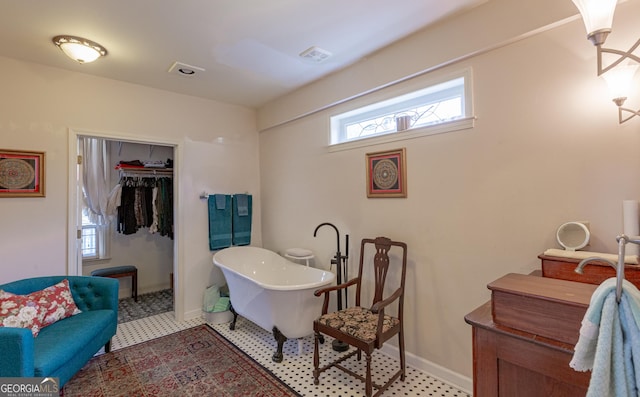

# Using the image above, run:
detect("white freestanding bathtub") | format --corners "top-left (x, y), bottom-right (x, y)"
top-left (212, 246), bottom-right (335, 362)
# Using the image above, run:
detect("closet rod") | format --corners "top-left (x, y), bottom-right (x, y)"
top-left (119, 169), bottom-right (173, 178)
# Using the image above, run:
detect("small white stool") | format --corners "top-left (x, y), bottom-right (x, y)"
top-left (284, 248), bottom-right (314, 266)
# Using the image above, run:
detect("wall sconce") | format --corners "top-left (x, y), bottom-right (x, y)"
top-left (572, 0), bottom-right (640, 123)
top-left (52, 35), bottom-right (107, 64)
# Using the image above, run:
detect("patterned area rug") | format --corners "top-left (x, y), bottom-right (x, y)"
top-left (61, 324), bottom-right (301, 396)
top-left (118, 289), bottom-right (173, 323)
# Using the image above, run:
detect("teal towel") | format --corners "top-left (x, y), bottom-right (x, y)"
top-left (215, 194), bottom-right (226, 210)
top-left (571, 278), bottom-right (640, 397)
top-left (208, 194), bottom-right (232, 250)
top-left (588, 292), bottom-right (624, 397)
top-left (620, 296), bottom-right (640, 396)
top-left (236, 194), bottom-right (249, 216)
top-left (572, 278), bottom-right (618, 372)
top-left (232, 194), bottom-right (252, 246)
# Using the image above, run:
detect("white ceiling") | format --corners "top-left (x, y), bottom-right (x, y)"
top-left (0, 0), bottom-right (484, 108)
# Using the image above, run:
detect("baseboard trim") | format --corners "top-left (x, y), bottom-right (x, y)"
top-left (184, 308), bottom-right (203, 321)
top-left (119, 284), bottom-right (171, 299)
top-left (380, 344), bottom-right (472, 395)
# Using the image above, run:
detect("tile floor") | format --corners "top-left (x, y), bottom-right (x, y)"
top-left (113, 313), bottom-right (471, 397)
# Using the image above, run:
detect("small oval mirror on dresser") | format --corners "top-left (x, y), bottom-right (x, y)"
top-left (556, 221), bottom-right (590, 251)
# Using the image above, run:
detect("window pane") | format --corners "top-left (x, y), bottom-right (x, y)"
top-left (412, 97), bottom-right (463, 127)
top-left (81, 212), bottom-right (92, 226)
top-left (345, 114), bottom-right (396, 140)
top-left (343, 96), bottom-right (463, 141)
top-left (81, 226), bottom-right (97, 258)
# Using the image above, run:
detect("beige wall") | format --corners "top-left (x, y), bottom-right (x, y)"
top-left (257, 0), bottom-right (640, 388)
top-left (0, 56), bottom-right (261, 320)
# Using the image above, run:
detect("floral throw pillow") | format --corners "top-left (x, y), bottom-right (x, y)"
top-left (0, 290), bottom-right (46, 336)
top-left (0, 279), bottom-right (81, 337)
top-left (36, 279), bottom-right (82, 327)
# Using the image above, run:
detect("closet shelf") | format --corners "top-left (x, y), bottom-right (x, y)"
top-left (118, 168), bottom-right (173, 178)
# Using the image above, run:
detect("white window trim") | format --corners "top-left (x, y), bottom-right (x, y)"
top-left (328, 68), bottom-right (475, 152)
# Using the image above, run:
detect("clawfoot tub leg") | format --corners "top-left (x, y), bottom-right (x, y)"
top-left (272, 326), bottom-right (287, 363)
top-left (229, 304), bottom-right (238, 331)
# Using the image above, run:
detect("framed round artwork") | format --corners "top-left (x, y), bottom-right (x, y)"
top-left (365, 148), bottom-right (406, 198)
top-left (0, 149), bottom-right (45, 197)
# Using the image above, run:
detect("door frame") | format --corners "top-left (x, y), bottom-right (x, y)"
top-left (67, 128), bottom-right (185, 321)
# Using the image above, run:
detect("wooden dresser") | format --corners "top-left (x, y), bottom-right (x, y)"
top-left (464, 273), bottom-right (595, 396)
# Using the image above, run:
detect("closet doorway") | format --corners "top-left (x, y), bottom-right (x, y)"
top-left (67, 129), bottom-right (184, 321)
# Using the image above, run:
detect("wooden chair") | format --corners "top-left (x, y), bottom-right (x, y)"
top-left (313, 236), bottom-right (408, 397)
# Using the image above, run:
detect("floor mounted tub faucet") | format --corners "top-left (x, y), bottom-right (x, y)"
top-left (313, 222), bottom-right (350, 351)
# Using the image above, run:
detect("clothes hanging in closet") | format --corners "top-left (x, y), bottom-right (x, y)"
top-left (117, 176), bottom-right (173, 239)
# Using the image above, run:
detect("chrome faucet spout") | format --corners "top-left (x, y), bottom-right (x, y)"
top-left (575, 257), bottom-right (617, 274)
top-left (575, 233), bottom-right (639, 303)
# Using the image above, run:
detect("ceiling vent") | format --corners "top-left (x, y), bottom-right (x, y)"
top-left (299, 46), bottom-right (332, 63)
top-left (168, 61), bottom-right (205, 76)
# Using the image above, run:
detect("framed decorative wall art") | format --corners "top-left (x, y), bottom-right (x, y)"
top-left (0, 149), bottom-right (45, 197)
top-left (366, 148), bottom-right (406, 198)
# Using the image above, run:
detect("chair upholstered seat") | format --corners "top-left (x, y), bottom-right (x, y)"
top-left (317, 306), bottom-right (399, 343)
top-left (313, 236), bottom-right (408, 397)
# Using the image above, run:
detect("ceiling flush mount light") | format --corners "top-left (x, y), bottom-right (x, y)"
top-left (572, 0), bottom-right (640, 123)
top-left (52, 35), bottom-right (107, 64)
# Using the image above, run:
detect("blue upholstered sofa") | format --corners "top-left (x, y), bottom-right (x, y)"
top-left (0, 276), bottom-right (118, 386)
